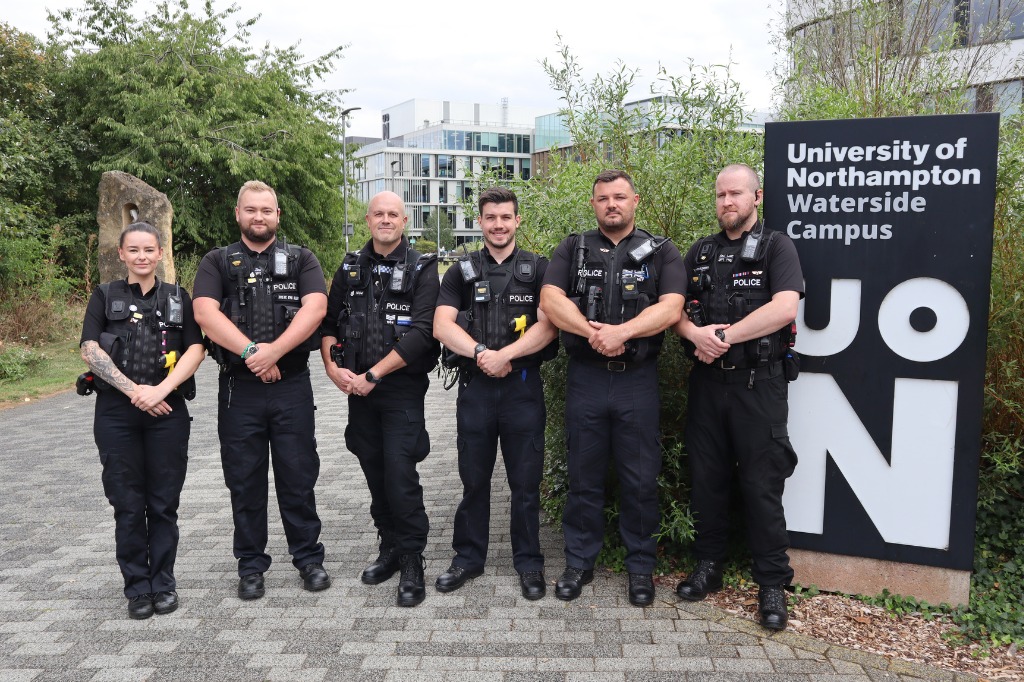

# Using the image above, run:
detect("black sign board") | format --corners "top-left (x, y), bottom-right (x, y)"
top-left (764, 114), bottom-right (998, 570)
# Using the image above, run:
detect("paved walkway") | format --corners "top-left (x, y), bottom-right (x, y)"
top-left (0, 362), bottom-right (973, 681)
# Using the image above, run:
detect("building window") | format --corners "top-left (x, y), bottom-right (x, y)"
top-left (438, 155), bottom-right (455, 178)
top-left (521, 159), bottom-right (531, 181)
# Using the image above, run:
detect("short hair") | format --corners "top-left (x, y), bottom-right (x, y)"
top-left (237, 180), bottom-right (278, 206)
top-left (119, 221), bottom-right (162, 248)
top-left (477, 186), bottom-right (519, 216)
top-left (593, 169), bottom-right (636, 193)
top-left (718, 164), bottom-right (761, 192)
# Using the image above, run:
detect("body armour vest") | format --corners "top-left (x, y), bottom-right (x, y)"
top-left (98, 279), bottom-right (187, 387)
top-left (210, 238), bottom-right (319, 366)
top-left (335, 247), bottom-right (438, 374)
top-left (563, 228), bottom-right (664, 364)
top-left (454, 248), bottom-right (557, 370)
top-left (688, 227), bottom-right (792, 368)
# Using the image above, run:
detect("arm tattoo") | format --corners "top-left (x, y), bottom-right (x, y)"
top-left (81, 340), bottom-right (135, 395)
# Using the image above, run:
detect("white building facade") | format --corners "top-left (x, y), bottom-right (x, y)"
top-left (352, 99), bottom-right (537, 245)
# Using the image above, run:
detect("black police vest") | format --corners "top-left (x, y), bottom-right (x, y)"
top-left (563, 228), bottom-right (663, 363)
top-left (688, 227), bottom-right (791, 367)
top-left (336, 247), bottom-right (438, 374)
top-left (456, 249), bottom-right (556, 370)
top-left (98, 279), bottom-right (186, 386)
top-left (211, 239), bottom-right (318, 366)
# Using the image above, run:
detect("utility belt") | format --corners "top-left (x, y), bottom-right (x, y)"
top-left (694, 359), bottom-right (785, 387)
top-left (220, 358), bottom-right (309, 382)
top-left (573, 356), bottom-right (650, 372)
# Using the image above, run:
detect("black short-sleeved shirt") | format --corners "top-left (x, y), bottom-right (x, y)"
top-left (682, 226), bottom-right (805, 300)
top-left (192, 237), bottom-right (327, 303)
top-left (80, 280), bottom-right (203, 349)
top-left (436, 246), bottom-right (549, 311)
top-left (542, 228), bottom-right (688, 297)
top-left (323, 238), bottom-right (439, 372)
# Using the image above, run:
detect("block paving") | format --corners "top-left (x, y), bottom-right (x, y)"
top-left (0, 362), bottom-right (975, 680)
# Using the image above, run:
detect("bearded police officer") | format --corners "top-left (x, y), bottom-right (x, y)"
top-left (540, 169), bottom-right (686, 606)
top-left (321, 191), bottom-right (440, 607)
top-left (433, 187), bottom-right (558, 600)
top-left (673, 164), bottom-right (803, 630)
top-left (193, 180), bottom-right (331, 601)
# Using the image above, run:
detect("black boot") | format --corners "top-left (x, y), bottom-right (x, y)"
top-left (361, 531), bottom-right (399, 585)
top-left (675, 560), bottom-right (723, 601)
top-left (758, 585), bottom-right (789, 631)
top-left (396, 554), bottom-right (425, 607)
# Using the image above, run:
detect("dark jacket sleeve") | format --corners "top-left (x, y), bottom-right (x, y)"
top-left (80, 287), bottom-right (107, 347)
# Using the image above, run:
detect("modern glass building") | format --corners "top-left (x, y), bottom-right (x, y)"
top-left (352, 99), bottom-right (537, 245)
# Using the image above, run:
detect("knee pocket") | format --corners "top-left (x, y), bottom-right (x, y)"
top-left (770, 424), bottom-right (798, 478)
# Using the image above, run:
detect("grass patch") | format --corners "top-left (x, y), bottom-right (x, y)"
top-left (0, 339), bottom-right (85, 407)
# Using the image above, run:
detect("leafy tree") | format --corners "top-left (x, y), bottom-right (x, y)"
top-left (0, 23), bottom-right (82, 341)
top-left (47, 0), bottom-right (351, 255)
top-left (422, 208), bottom-right (454, 251)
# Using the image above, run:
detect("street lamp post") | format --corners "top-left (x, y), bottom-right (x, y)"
top-left (340, 106), bottom-right (361, 253)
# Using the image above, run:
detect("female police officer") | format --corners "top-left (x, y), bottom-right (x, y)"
top-left (80, 222), bottom-right (204, 619)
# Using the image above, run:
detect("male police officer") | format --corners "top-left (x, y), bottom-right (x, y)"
top-left (193, 180), bottom-right (330, 600)
top-left (433, 187), bottom-right (557, 600)
top-left (540, 170), bottom-right (686, 606)
top-left (673, 164), bottom-right (803, 630)
top-left (321, 191), bottom-right (440, 607)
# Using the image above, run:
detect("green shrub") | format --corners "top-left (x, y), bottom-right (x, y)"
top-left (0, 345), bottom-right (44, 382)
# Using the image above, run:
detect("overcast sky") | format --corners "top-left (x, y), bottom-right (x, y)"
top-left (5, 0), bottom-right (788, 138)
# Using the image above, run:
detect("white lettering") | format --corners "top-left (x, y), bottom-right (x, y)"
top-left (795, 280), bottom-right (862, 356)
top-left (786, 374), bottom-right (957, 550)
top-left (878, 278), bottom-right (970, 362)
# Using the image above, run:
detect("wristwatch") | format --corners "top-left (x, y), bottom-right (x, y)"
top-left (715, 329), bottom-right (726, 342)
top-left (365, 370), bottom-right (382, 384)
top-left (474, 343), bottom-right (487, 359)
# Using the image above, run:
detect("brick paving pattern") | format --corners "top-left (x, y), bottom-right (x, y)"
top-left (0, 362), bottom-right (974, 680)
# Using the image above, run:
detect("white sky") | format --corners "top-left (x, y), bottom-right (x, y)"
top-left (4, 0), bottom-right (787, 138)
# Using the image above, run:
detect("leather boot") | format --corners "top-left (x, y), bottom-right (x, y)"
top-left (758, 584), bottom-right (789, 631)
top-left (675, 560), bottom-right (723, 601)
top-left (361, 531), bottom-right (399, 585)
top-left (396, 554), bottom-right (425, 607)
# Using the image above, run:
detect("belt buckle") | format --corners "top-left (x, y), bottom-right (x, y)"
top-left (607, 361), bottom-right (627, 372)
top-left (717, 359), bottom-right (736, 370)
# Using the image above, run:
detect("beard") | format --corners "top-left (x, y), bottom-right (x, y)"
top-left (242, 223), bottom-right (276, 244)
top-left (718, 209), bottom-right (754, 233)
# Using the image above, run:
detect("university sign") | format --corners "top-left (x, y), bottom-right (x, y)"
top-left (763, 114), bottom-right (999, 572)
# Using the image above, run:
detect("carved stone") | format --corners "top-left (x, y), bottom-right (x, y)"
top-left (96, 171), bottom-right (176, 284)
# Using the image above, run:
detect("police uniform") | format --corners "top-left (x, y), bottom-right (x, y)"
top-left (682, 221), bottom-right (803, 586)
top-left (323, 237), bottom-right (439, 557)
top-left (81, 279), bottom-right (202, 598)
top-left (193, 238), bottom-right (327, 577)
top-left (543, 228), bottom-right (686, 574)
top-left (437, 246), bottom-right (555, 574)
